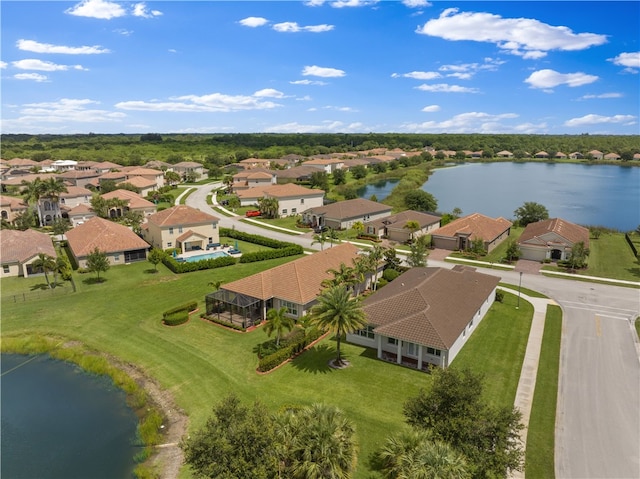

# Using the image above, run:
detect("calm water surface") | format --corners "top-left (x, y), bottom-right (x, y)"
top-left (359, 163), bottom-right (639, 231)
top-left (1, 354), bottom-right (138, 479)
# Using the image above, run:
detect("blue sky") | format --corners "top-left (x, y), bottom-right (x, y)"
top-left (2, 1), bottom-right (639, 135)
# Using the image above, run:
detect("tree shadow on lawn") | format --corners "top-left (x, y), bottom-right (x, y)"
top-left (29, 282), bottom-right (52, 291)
top-left (626, 264), bottom-right (640, 279)
top-left (143, 268), bottom-right (160, 274)
top-left (82, 277), bottom-right (108, 285)
top-left (290, 343), bottom-right (336, 375)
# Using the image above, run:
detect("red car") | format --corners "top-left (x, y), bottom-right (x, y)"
top-left (245, 210), bottom-right (261, 217)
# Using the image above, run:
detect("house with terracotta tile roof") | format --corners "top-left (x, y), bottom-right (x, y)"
top-left (237, 184), bottom-right (325, 217)
top-left (303, 158), bottom-right (344, 174)
top-left (496, 150), bottom-right (514, 158)
top-left (66, 204), bottom-right (96, 227)
top-left (347, 265), bottom-right (499, 370)
top-left (205, 243), bottom-right (363, 327)
top-left (238, 158), bottom-right (272, 169)
top-left (76, 160), bottom-right (121, 173)
top-left (38, 185), bottom-right (92, 227)
top-left (588, 150), bottom-right (604, 160)
top-left (604, 152), bottom-right (621, 161)
top-left (365, 210), bottom-right (441, 243)
top-left (66, 217), bottom-right (149, 267)
top-left (0, 195), bottom-right (29, 225)
top-left (232, 169), bottom-right (276, 192)
top-left (122, 167), bottom-right (165, 189)
top-left (517, 218), bottom-right (590, 261)
top-left (117, 175), bottom-right (158, 196)
top-left (534, 151), bottom-right (549, 158)
top-left (431, 213), bottom-right (512, 252)
top-left (58, 169), bottom-right (101, 188)
top-left (101, 189), bottom-right (157, 218)
top-left (275, 165), bottom-right (319, 183)
top-left (302, 198), bottom-right (392, 230)
top-left (0, 229), bottom-right (57, 278)
top-left (569, 152), bottom-right (584, 159)
top-left (142, 205), bottom-right (220, 252)
top-left (172, 161), bottom-right (205, 180)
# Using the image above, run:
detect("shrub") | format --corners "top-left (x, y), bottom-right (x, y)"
top-left (163, 301), bottom-right (198, 318)
top-left (163, 310), bottom-right (189, 326)
top-left (495, 290), bottom-right (505, 303)
top-left (162, 254), bottom-right (236, 273)
top-left (220, 227), bottom-right (297, 249)
top-left (239, 245), bottom-right (303, 263)
top-left (201, 314), bottom-right (246, 332)
top-left (382, 268), bottom-right (401, 282)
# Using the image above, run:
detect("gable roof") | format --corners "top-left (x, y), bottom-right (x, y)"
top-left (362, 266), bottom-right (499, 349)
top-left (432, 213), bottom-right (512, 242)
top-left (119, 176), bottom-right (157, 188)
top-left (101, 189), bottom-right (156, 209)
top-left (237, 183), bottom-right (324, 200)
top-left (303, 198), bottom-right (392, 220)
top-left (147, 205), bottom-right (219, 227)
top-left (518, 218), bottom-right (590, 248)
top-left (0, 195), bottom-right (28, 211)
top-left (59, 186), bottom-right (92, 199)
top-left (365, 210), bottom-right (440, 231)
top-left (222, 243), bottom-right (360, 304)
top-left (66, 217), bottom-right (149, 257)
top-left (0, 229), bottom-right (56, 263)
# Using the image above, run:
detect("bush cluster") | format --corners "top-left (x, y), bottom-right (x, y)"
top-left (257, 328), bottom-right (324, 372)
top-left (201, 314), bottom-right (247, 332)
top-left (239, 245), bottom-right (303, 263)
top-left (220, 227), bottom-right (295, 249)
top-left (163, 301), bottom-right (197, 326)
top-left (162, 254), bottom-right (236, 273)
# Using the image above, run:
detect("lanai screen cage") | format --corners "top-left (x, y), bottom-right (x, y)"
top-left (205, 289), bottom-right (263, 328)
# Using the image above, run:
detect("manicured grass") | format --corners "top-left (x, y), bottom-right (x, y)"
top-left (1, 263), bottom-right (536, 478)
top-left (526, 305), bottom-right (562, 479)
top-left (449, 226), bottom-right (524, 264)
top-left (583, 232), bottom-right (640, 281)
top-left (452, 291), bottom-right (533, 408)
top-left (249, 215), bottom-right (311, 232)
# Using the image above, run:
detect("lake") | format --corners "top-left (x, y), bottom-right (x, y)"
top-left (359, 162), bottom-right (640, 231)
top-left (1, 354), bottom-right (139, 479)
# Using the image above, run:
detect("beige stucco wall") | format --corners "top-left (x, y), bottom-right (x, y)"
top-left (277, 195), bottom-right (324, 217)
top-left (0, 262), bottom-right (21, 278)
top-left (145, 222), bottom-right (220, 250)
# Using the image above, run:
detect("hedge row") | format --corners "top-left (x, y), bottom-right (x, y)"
top-left (163, 311), bottom-right (189, 326)
top-left (163, 301), bottom-right (198, 318)
top-left (239, 245), bottom-right (304, 263)
top-left (201, 314), bottom-right (246, 332)
top-left (220, 227), bottom-right (297, 249)
top-left (162, 254), bottom-right (237, 273)
top-left (257, 328), bottom-right (324, 372)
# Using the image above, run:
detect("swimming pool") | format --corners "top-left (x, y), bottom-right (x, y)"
top-left (178, 251), bottom-right (230, 263)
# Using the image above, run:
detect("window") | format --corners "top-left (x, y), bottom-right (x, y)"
top-left (114, 254), bottom-right (120, 261)
top-left (469, 318), bottom-right (474, 328)
top-left (212, 223), bottom-right (217, 229)
top-left (292, 208), bottom-right (297, 214)
top-left (167, 242), bottom-right (172, 247)
top-left (281, 300), bottom-right (298, 316)
top-left (169, 227), bottom-right (174, 234)
top-left (300, 198), bottom-right (305, 204)
top-left (477, 309), bottom-right (481, 317)
top-left (407, 343), bottom-right (418, 357)
top-left (356, 325), bottom-right (375, 339)
top-left (282, 209), bottom-right (287, 215)
top-left (179, 226), bottom-right (183, 233)
top-left (387, 337), bottom-right (398, 345)
top-left (426, 347), bottom-right (442, 356)
top-left (3, 265), bottom-right (9, 273)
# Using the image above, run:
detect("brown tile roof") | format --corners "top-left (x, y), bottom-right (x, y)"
top-left (119, 176), bottom-right (156, 188)
top-left (233, 169), bottom-right (274, 180)
top-left (66, 217), bottom-right (149, 257)
top-left (99, 171), bottom-right (128, 180)
top-left (0, 229), bottom-right (56, 263)
top-left (303, 198), bottom-right (392, 221)
top-left (518, 218), bottom-right (590, 248)
top-left (58, 170), bottom-right (99, 180)
top-left (432, 213), bottom-right (512, 242)
top-left (275, 165), bottom-right (318, 179)
top-left (147, 205), bottom-right (219, 227)
top-left (238, 183), bottom-right (324, 200)
top-left (101, 189), bottom-right (156, 209)
top-left (2, 173), bottom-right (59, 187)
top-left (173, 161), bottom-right (202, 168)
top-left (60, 186), bottom-right (92, 199)
top-left (65, 203), bottom-right (94, 215)
top-left (365, 210), bottom-right (441, 231)
top-left (362, 267), bottom-right (499, 349)
top-left (0, 195), bottom-right (28, 210)
top-left (6, 158), bottom-right (39, 167)
top-left (123, 167), bottom-right (163, 176)
top-left (222, 243), bottom-right (360, 304)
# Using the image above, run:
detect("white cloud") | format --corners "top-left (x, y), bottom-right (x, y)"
top-left (402, 111), bottom-right (524, 133)
top-left (564, 114), bottom-right (636, 127)
top-left (132, 3), bottom-right (162, 18)
top-left (608, 51), bottom-right (640, 72)
top-left (113, 28), bottom-right (133, 36)
top-left (331, 0), bottom-right (379, 8)
top-left (525, 69), bottom-right (598, 89)
top-left (273, 22), bottom-right (334, 33)
top-left (304, 0), bottom-right (326, 6)
top-left (402, 0), bottom-right (431, 7)
top-left (65, 0), bottom-right (126, 19)
top-left (15, 73), bottom-right (49, 82)
top-left (0, 61), bottom-right (7, 69)
top-left (253, 88), bottom-right (285, 98)
top-left (12, 59), bottom-right (87, 71)
top-left (392, 71), bottom-right (441, 80)
top-left (302, 65), bottom-right (345, 77)
top-left (416, 83), bottom-right (479, 93)
top-left (10, 99), bottom-right (125, 125)
top-left (320, 105), bottom-right (357, 112)
top-left (265, 120), bottom-right (366, 133)
top-left (422, 105), bottom-right (440, 112)
top-left (17, 39), bottom-right (110, 55)
top-left (116, 91), bottom-right (282, 112)
top-left (290, 79), bottom-right (327, 86)
top-left (239, 17), bottom-right (269, 27)
top-left (579, 93), bottom-right (623, 100)
top-left (417, 9), bottom-right (607, 59)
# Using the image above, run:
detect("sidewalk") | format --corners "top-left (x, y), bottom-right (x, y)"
top-left (500, 287), bottom-right (555, 479)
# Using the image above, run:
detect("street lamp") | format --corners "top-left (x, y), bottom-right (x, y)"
top-left (516, 271), bottom-right (523, 309)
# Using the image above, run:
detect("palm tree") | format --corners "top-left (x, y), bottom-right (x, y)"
top-left (327, 227), bottom-right (340, 248)
top-left (21, 178), bottom-right (45, 226)
top-left (310, 284), bottom-right (367, 366)
top-left (264, 307), bottom-right (296, 346)
top-left (32, 253), bottom-right (56, 289)
top-left (404, 220), bottom-right (421, 243)
top-left (375, 429), bottom-right (470, 479)
top-left (321, 262), bottom-right (356, 289)
top-left (351, 256), bottom-right (369, 296)
top-left (311, 230), bottom-right (328, 251)
top-left (367, 245), bottom-right (386, 291)
top-left (258, 196), bottom-right (279, 219)
top-left (208, 279), bottom-right (223, 291)
top-left (277, 403), bottom-right (358, 479)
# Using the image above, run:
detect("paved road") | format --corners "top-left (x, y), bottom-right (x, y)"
top-left (185, 182), bottom-right (640, 479)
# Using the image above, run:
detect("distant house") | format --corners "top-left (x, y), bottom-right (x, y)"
top-left (347, 265), bottom-right (499, 369)
top-left (66, 204), bottom-right (96, 227)
top-left (101, 189), bottom-right (157, 218)
top-left (51, 160), bottom-right (78, 172)
top-left (496, 150), bottom-right (514, 158)
top-left (604, 152), bottom-right (621, 161)
top-left (206, 243), bottom-right (364, 327)
top-left (232, 169), bottom-right (277, 192)
top-left (518, 218), bottom-right (590, 261)
top-left (142, 205), bottom-right (220, 252)
top-left (588, 150), bottom-right (604, 160)
top-left (275, 165), bottom-right (319, 183)
top-left (117, 175), bottom-right (158, 197)
top-left (39, 186), bottom-right (92, 227)
top-left (302, 198), bottom-right (392, 230)
top-left (364, 210), bottom-right (441, 243)
top-left (303, 158), bottom-right (344, 174)
top-left (66, 217), bottom-right (149, 267)
top-left (0, 195), bottom-right (28, 224)
top-left (554, 152), bottom-right (567, 159)
top-left (122, 167), bottom-right (165, 189)
top-left (76, 160), bottom-right (121, 173)
top-left (173, 161), bottom-right (205, 180)
top-left (431, 213), bottom-right (512, 252)
top-left (58, 169), bottom-right (100, 189)
top-left (238, 158), bottom-right (272, 169)
top-left (237, 184), bottom-right (325, 217)
top-left (569, 152), bottom-right (584, 159)
top-left (0, 229), bottom-right (56, 278)
top-left (534, 151), bottom-right (549, 158)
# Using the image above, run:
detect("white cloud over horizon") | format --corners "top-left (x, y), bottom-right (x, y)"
top-left (15, 73), bottom-right (49, 82)
top-left (564, 114), bottom-right (636, 127)
top-left (302, 65), bottom-right (346, 77)
top-left (17, 39), bottom-right (110, 55)
top-left (416, 83), bottom-right (479, 93)
top-left (12, 59), bottom-right (87, 72)
top-left (525, 69), bottom-right (599, 89)
top-left (116, 90), bottom-right (283, 112)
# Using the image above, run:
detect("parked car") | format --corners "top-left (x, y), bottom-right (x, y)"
top-left (246, 210), bottom-right (261, 217)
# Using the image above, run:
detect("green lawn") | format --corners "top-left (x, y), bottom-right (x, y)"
top-left (449, 226), bottom-right (524, 264)
top-left (1, 261), bottom-right (535, 478)
top-left (525, 305), bottom-right (562, 479)
top-left (582, 232), bottom-right (640, 281)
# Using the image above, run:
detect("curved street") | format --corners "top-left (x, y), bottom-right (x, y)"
top-left (184, 182), bottom-right (640, 479)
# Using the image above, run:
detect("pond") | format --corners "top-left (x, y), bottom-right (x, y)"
top-left (1, 354), bottom-right (139, 479)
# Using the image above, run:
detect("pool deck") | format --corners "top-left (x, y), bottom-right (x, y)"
top-left (176, 245), bottom-right (242, 261)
